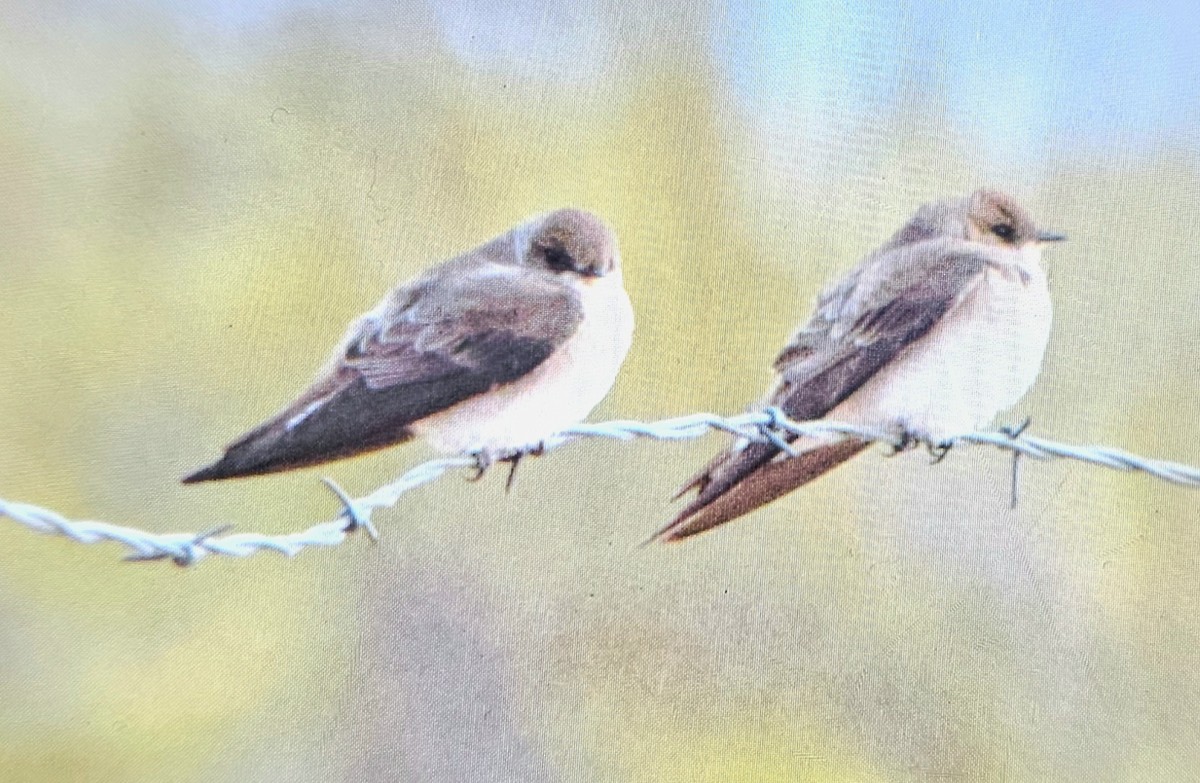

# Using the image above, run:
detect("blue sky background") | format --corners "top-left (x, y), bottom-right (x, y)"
top-left (715, 0), bottom-right (1199, 161)
top-left (8, 0), bottom-right (1196, 170)
top-left (174, 0), bottom-right (1200, 159)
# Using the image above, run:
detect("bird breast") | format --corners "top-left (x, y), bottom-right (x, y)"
top-left (831, 254), bottom-right (1052, 442)
top-left (410, 272), bottom-right (634, 455)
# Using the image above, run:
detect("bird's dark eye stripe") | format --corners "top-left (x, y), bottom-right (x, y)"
top-left (542, 244), bottom-right (575, 272)
top-left (991, 223), bottom-right (1016, 240)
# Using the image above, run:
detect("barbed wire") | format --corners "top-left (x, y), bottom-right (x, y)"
top-left (2, 409), bottom-right (1197, 567)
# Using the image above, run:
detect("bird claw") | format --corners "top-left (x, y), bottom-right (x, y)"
top-left (883, 430), bottom-right (952, 463)
top-left (926, 440), bottom-right (954, 464)
top-left (503, 453), bottom-right (521, 492)
top-left (1000, 415), bottom-right (1033, 440)
top-left (886, 430), bottom-right (915, 456)
top-left (468, 451), bottom-right (493, 482)
top-left (469, 442), bottom-right (547, 491)
top-left (502, 441), bottom-right (547, 492)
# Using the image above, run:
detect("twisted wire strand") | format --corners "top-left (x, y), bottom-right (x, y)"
top-left (2, 410), bottom-right (1196, 566)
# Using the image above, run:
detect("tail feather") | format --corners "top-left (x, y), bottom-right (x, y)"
top-left (181, 376), bottom-right (417, 483)
top-left (678, 440), bottom-right (783, 507)
top-left (657, 438), bottom-right (870, 542)
top-left (670, 440), bottom-right (771, 502)
top-left (182, 420), bottom-right (416, 483)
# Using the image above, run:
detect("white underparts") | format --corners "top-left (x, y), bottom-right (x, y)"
top-left (410, 271), bottom-right (635, 455)
top-left (827, 250), bottom-right (1053, 443)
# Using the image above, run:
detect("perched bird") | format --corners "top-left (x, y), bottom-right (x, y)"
top-left (184, 208), bottom-right (634, 484)
top-left (658, 188), bottom-right (1065, 542)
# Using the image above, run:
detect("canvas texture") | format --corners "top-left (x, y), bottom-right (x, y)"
top-left (1, 2), bottom-right (1198, 781)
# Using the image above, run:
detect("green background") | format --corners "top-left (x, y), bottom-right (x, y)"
top-left (2, 2), bottom-right (1198, 781)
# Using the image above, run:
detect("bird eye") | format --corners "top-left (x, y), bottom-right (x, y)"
top-left (539, 242), bottom-right (575, 273)
top-left (991, 223), bottom-right (1016, 241)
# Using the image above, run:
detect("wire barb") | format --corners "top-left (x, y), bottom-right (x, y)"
top-left (322, 477), bottom-right (378, 542)
top-left (123, 524), bottom-right (236, 567)
top-left (1001, 416), bottom-right (1034, 509)
top-left (758, 407), bottom-right (801, 457)
top-left (2, 412), bottom-right (1197, 566)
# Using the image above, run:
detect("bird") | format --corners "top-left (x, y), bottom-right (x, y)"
top-left (183, 208), bottom-right (634, 485)
top-left (656, 188), bottom-right (1066, 542)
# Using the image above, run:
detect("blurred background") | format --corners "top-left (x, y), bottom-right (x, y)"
top-left (2, 1), bottom-right (1199, 780)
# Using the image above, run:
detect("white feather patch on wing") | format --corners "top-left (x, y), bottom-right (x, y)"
top-left (286, 398), bottom-right (328, 431)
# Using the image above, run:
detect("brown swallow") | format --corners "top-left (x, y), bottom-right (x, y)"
top-left (184, 208), bottom-right (634, 483)
top-left (657, 189), bottom-right (1065, 541)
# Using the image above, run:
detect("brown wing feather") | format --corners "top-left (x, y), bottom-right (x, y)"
top-left (664, 243), bottom-right (990, 537)
top-left (183, 264), bottom-right (583, 482)
top-left (657, 438), bottom-right (871, 542)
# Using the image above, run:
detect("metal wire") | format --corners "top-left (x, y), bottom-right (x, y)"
top-left (2, 410), bottom-right (1196, 566)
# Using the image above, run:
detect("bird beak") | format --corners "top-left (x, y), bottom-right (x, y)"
top-left (1037, 230), bottom-right (1067, 243)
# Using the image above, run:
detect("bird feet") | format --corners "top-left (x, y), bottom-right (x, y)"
top-left (1000, 415), bottom-right (1033, 440)
top-left (925, 440), bottom-right (954, 464)
top-left (467, 451), bottom-right (492, 483)
top-left (885, 429), bottom-right (915, 456)
top-left (884, 428), bottom-right (954, 464)
top-left (468, 442), bottom-right (548, 491)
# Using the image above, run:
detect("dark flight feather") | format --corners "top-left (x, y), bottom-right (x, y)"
top-left (661, 242), bottom-right (991, 539)
top-left (658, 438), bottom-right (871, 541)
top-left (184, 263), bottom-right (583, 483)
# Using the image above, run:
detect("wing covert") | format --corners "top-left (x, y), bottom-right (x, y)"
top-left (183, 266), bottom-right (584, 481)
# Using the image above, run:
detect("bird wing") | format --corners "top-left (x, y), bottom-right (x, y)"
top-left (662, 241), bottom-right (992, 539)
top-left (183, 263), bottom-right (584, 482)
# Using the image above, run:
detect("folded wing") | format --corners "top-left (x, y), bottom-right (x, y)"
top-left (184, 266), bottom-right (583, 482)
top-left (659, 242), bottom-right (991, 540)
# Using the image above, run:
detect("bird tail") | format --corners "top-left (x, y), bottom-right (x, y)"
top-left (654, 437), bottom-right (870, 542)
top-left (182, 421), bottom-right (317, 483)
top-left (181, 388), bottom-right (414, 483)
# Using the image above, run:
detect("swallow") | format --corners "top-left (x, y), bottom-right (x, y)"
top-left (658, 189), bottom-right (1065, 541)
top-left (184, 208), bottom-right (634, 484)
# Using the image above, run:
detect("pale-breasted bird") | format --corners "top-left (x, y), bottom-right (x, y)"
top-left (657, 189), bottom-right (1065, 542)
top-left (184, 208), bottom-right (634, 484)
